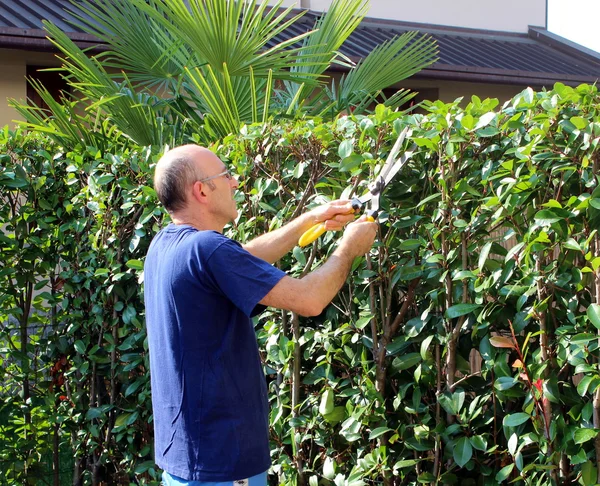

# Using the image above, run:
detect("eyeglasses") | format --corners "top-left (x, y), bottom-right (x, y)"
top-left (198, 168), bottom-right (233, 183)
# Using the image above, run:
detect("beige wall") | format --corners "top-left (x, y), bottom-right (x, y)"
top-left (0, 49), bottom-right (62, 129)
top-left (0, 47), bottom-right (530, 132)
top-left (271, 0), bottom-right (547, 32)
top-left (396, 79), bottom-right (529, 105)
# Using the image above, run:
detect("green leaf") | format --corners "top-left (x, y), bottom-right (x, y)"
top-left (503, 413), bottom-right (530, 427)
top-left (420, 335), bottom-right (434, 359)
top-left (339, 153), bottom-right (363, 172)
top-left (534, 209), bottom-right (561, 225)
top-left (495, 376), bottom-right (517, 391)
top-left (338, 140), bottom-right (353, 159)
top-left (85, 407), bottom-right (104, 420)
top-left (96, 174), bottom-right (115, 185)
top-left (115, 413), bottom-right (131, 427)
top-left (319, 389), bottom-right (334, 415)
top-left (470, 435), bottom-right (487, 452)
top-left (453, 436), bottom-right (472, 467)
top-left (461, 114), bottom-right (474, 130)
top-left (453, 270), bottom-right (476, 280)
top-left (508, 432), bottom-right (518, 456)
top-left (577, 375), bottom-right (600, 397)
top-left (571, 333), bottom-right (596, 345)
top-left (417, 472), bottom-right (436, 483)
top-left (369, 427), bottom-right (392, 440)
top-left (394, 459), bottom-right (421, 469)
top-left (570, 116), bottom-right (587, 130)
top-left (126, 259), bottom-right (144, 270)
top-left (293, 246), bottom-right (306, 266)
top-left (445, 303), bottom-right (481, 319)
top-left (495, 464), bottom-right (514, 482)
top-left (34, 279), bottom-right (50, 291)
top-left (405, 317), bottom-right (426, 338)
top-left (574, 428), bottom-right (598, 444)
top-left (323, 457), bottom-right (336, 480)
top-left (293, 162), bottom-right (305, 179)
top-left (582, 461), bottom-right (597, 486)
top-left (398, 239), bottom-right (421, 250)
top-left (323, 406), bottom-right (345, 424)
top-left (478, 241), bottom-right (492, 272)
top-left (474, 112), bottom-right (495, 130)
top-left (134, 460), bottom-right (156, 474)
top-left (392, 353), bottom-right (421, 371)
top-left (543, 379), bottom-right (560, 404)
top-left (477, 126), bottom-right (500, 137)
top-left (124, 378), bottom-right (145, 397)
top-left (587, 304), bottom-right (600, 329)
top-left (563, 238), bottom-right (582, 251)
top-left (438, 390), bottom-right (465, 416)
top-left (74, 340), bottom-right (86, 354)
top-left (340, 416), bottom-right (362, 442)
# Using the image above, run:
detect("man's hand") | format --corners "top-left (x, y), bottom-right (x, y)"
top-left (340, 215), bottom-right (378, 257)
top-left (260, 213), bottom-right (378, 316)
top-left (309, 199), bottom-right (357, 231)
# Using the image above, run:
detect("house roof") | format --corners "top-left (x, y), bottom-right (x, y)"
top-left (280, 12), bottom-right (600, 86)
top-left (2, 0), bottom-right (600, 87)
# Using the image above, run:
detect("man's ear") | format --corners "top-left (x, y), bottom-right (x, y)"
top-left (191, 181), bottom-right (210, 204)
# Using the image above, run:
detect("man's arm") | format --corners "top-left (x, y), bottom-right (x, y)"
top-left (259, 216), bottom-right (377, 316)
top-left (242, 200), bottom-right (356, 264)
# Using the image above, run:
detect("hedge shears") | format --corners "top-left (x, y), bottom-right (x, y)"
top-left (298, 128), bottom-right (414, 247)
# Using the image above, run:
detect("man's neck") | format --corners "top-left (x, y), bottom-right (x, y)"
top-left (170, 211), bottom-right (224, 233)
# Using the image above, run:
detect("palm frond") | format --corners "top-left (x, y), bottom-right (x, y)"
top-left (183, 64), bottom-right (273, 139)
top-left (137, 0), bottom-right (325, 82)
top-left (335, 31), bottom-right (438, 107)
top-left (65, 0), bottom-right (193, 92)
top-left (281, 0), bottom-right (369, 109)
top-left (39, 21), bottom-right (185, 146)
top-left (10, 79), bottom-right (107, 150)
top-left (293, 0), bottom-right (369, 76)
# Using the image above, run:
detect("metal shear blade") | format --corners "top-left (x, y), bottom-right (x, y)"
top-left (354, 127), bottom-right (413, 214)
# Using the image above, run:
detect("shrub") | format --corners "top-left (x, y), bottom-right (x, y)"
top-left (1, 82), bottom-right (599, 485)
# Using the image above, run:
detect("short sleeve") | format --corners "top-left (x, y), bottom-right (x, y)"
top-left (204, 238), bottom-right (286, 317)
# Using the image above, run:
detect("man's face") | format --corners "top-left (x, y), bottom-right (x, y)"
top-left (199, 155), bottom-right (239, 224)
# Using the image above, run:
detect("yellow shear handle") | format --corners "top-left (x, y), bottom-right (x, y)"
top-left (298, 214), bottom-right (376, 247)
top-left (298, 222), bottom-right (327, 247)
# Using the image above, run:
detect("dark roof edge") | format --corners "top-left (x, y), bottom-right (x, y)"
top-left (0, 27), bottom-right (105, 52)
top-left (414, 68), bottom-right (598, 88)
top-left (328, 61), bottom-right (599, 87)
top-left (529, 26), bottom-right (600, 63)
top-left (0, 26), bottom-right (101, 43)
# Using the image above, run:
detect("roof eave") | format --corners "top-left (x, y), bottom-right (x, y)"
top-left (414, 68), bottom-right (598, 88)
top-left (529, 26), bottom-right (600, 64)
top-left (0, 27), bottom-right (105, 52)
top-left (328, 60), bottom-right (599, 88)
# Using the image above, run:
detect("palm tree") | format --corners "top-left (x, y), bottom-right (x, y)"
top-left (12, 0), bottom-right (438, 149)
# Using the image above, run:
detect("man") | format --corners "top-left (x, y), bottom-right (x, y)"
top-left (144, 145), bottom-right (377, 485)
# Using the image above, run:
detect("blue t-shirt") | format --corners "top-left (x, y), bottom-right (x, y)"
top-left (143, 224), bottom-right (286, 481)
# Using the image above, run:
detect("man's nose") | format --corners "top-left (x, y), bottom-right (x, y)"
top-left (231, 177), bottom-right (239, 189)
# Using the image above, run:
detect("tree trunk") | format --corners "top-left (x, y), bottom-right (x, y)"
top-left (593, 224), bottom-right (600, 482)
top-left (20, 281), bottom-right (33, 481)
top-left (536, 256), bottom-right (558, 484)
top-left (53, 422), bottom-right (60, 486)
top-left (291, 312), bottom-right (304, 486)
top-left (433, 342), bottom-right (443, 481)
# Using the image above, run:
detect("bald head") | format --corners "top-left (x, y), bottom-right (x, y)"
top-left (154, 145), bottom-right (218, 212)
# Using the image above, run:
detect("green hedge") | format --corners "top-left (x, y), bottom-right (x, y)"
top-left (1, 83), bottom-right (599, 485)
